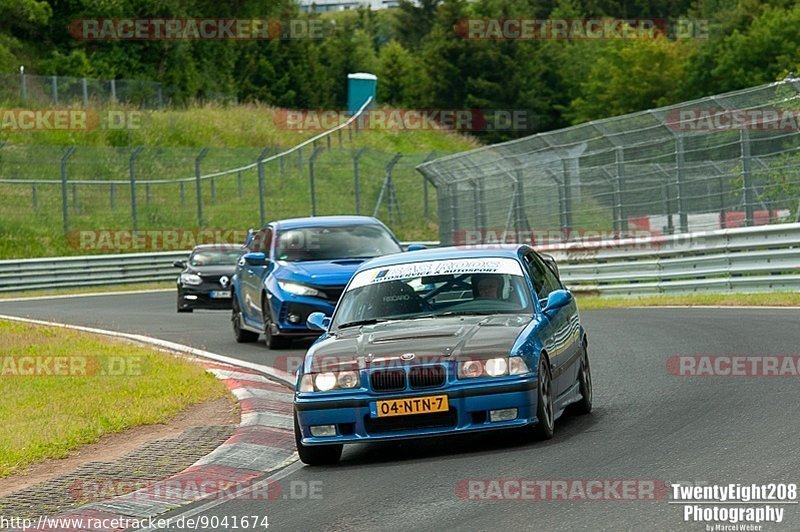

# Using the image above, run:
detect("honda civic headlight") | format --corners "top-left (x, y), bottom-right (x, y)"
top-left (299, 371), bottom-right (360, 392)
top-left (458, 357), bottom-right (530, 379)
top-left (180, 273), bottom-right (202, 286)
top-left (278, 281), bottom-right (322, 297)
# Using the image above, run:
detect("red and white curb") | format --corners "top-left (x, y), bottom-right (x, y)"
top-left (0, 315), bottom-right (298, 531)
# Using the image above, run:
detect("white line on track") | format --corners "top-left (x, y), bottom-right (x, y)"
top-left (133, 461), bottom-right (305, 532)
top-left (0, 314), bottom-right (295, 386)
top-left (0, 288), bottom-right (174, 303)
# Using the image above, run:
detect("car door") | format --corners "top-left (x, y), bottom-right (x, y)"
top-left (240, 227), bottom-right (272, 323)
top-left (524, 251), bottom-right (579, 397)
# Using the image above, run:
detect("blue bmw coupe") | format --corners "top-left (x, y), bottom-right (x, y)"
top-left (293, 245), bottom-right (592, 465)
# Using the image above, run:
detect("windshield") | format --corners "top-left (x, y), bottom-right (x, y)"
top-left (332, 258), bottom-right (531, 328)
top-left (275, 225), bottom-right (401, 262)
top-left (189, 249), bottom-right (243, 267)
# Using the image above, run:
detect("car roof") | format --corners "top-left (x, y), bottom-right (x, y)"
top-left (191, 243), bottom-right (242, 251)
top-left (358, 245), bottom-right (528, 271)
top-left (271, 215), bottom-right (385, 231)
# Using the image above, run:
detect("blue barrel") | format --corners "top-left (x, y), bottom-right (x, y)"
top-left (347, 73), bottom-right (377, 115)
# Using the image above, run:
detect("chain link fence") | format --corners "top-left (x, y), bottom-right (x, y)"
top-left (418, 77), bottom-right (800, 246)
top-left (0, 119), bottom-right (447, 253)
top-left (0, 72), bottom-right (233, 108)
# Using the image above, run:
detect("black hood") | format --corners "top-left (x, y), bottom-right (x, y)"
top-left (306, 315), bottom-right (534, 373)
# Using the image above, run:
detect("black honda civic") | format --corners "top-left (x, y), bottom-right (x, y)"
top-left (174, 244), bottom-right (244, 312)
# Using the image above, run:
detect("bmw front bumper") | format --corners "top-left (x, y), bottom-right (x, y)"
top-left (294, 377), bottom-right (539, 445)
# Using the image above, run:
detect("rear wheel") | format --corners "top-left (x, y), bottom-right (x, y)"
top-left (530, 355), bottom-right (555, 440)
top-left (232, 292), bottom-right (258, 343)
top-left (294, 411), bottom-right (342, 466)
top-left (571, 344), bottom-right (593, 415)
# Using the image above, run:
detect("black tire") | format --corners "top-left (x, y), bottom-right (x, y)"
top-left (232, 292), bottom-right (258, 343)
top-left (530, 355), bottom-right (555, 440)
top-left (294, 411), bottom-right (342, 466)
top-left (177, 292), bottom-right (193, 313)
top-left (263, 296), bottom-right (291, 350)
top-left (571, 344), bottom-right (593, 415)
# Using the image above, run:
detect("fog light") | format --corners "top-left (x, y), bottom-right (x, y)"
top-left (288, 313), bottom-right (301, 324)
top-left (489, 408), bottom-right (518, 422)
top-left (310, 425), bottom-right (336, 437)
top-left (184, 295), bottom-right (198, 300)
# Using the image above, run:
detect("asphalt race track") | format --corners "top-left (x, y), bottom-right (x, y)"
top-left (2, 292), bottom-right (799, 531)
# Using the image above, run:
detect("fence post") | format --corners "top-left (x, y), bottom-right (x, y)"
top-left (309, 147), bottom-right (325, 216)
top-left (422, 151), bottom-right (437, 220)
top-left (237, 170), bottom-right (244, 199)
top-left (82, 77), bottom-right (89, 106)
top-left (560, 160), bottom-right (573, 238)
top-left (718, 174), bottom-right (726, 228)
top-left (20, 71), bottom-right (27, 101)
top-left (60, 147), bottom-right (76, 235)
top-left (662, 183), bottom-right (674, 235)
top-left (32, 185), bottom-right (37, 210)
top-left (257, 147), bottom-right (271, 226)
top-left (110, 183), bottom-right (116, 209)
top-left (740, 130), bottom-right (754, 227)
top-left (615, 146), bottom-right (628, 233)
top-left (52, 76), bottom-right (58, 104)
top-left (210, 176), bottom-right (216, 204)
top-left (129, 147), bottom-right (143, 231)
top-left (353, 148), bottom-right (367, 214)
top-left (145, 183), bottom-right (150, 205)
top-left (338, 128), bottom-right (343, 148)
top-left (180, 182), bottom-right (186, 208)
top-left (110, 79), bottom-right (117, 103)
top-left (373, 154), bottom-right (402, 223)
top-left (297, 146), bottom-right (303, 175)
top-left (326, 135), bottom-right (331, 152)
top-left (195, 148), bottom-right (209, 227)
top-left (675, 135), bottom-right (689, 233)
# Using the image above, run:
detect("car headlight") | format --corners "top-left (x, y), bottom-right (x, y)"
top-left (180, 273), bottom-right (202, 286)
top-left (458, 357), bottom-right (530, 379)
top-left (300, 371), bottom-right (360, 392)
top-left (278, 281), bottom-right (322, 298)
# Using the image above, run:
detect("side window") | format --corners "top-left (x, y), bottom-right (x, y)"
top-left (248, 228), bottom-right (272, 254)
top-left (525, 253), bottom-right (561, 298)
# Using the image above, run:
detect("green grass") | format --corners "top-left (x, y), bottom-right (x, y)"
top-left (0, 103), bottom-right (478, 259)
top-left (0, 319), bottom-right (230, 478)
top-left (576, 291), bottom-right (800, 309)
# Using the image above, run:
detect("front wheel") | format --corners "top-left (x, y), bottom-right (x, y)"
top-left (263, 299), bottom-right (291, 349)
top-left (232, 293), bottom-right (258, 343)
top-left (530, 355), bottom-right (555, 440)
top-left (294, 411), bottom-right (342, 466)
top-left (176, 291), bottom-right (193, 313)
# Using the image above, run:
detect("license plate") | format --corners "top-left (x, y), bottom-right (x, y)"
top-left (210, 290), bottom-right (231, 298)
top-left (375, 395), bottom-right (449, 418)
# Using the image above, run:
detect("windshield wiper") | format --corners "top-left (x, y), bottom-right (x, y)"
top-left (436, 310), bottom-right (513, 317)
top-left (337, 318), bottom-right (388, 329)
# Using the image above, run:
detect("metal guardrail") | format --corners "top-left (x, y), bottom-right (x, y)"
top-left (0, 226), bottom-right (797, 295)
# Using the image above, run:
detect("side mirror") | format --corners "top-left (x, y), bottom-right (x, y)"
top-left (243, 252), bottom-right (268, 267)
top-left (307, 312), bottom-right (331, 332)
top-left (406, 244), bottom-right (427, 251)
top-left (173, 260), bottom-right (187, 268)
top-left (541, 253), bottom-right (559, 278)
top-left (542, 289), bottom-right (573, 315)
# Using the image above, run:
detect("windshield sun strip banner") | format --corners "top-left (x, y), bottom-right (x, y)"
top-left (347, 258), bottom-right (525, 290)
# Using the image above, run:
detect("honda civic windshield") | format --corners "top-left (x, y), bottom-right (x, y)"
top-left (275, 225), bottom-right (401, 262)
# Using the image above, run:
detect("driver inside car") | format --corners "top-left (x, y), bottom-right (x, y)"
top-left (473, 274), bottom-right (503, 300)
